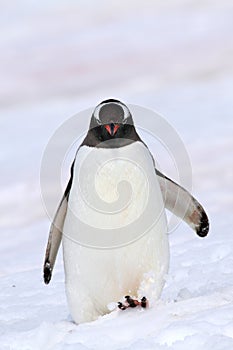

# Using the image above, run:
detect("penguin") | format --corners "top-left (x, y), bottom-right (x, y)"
top-left (43, 99), bottom-right (209, 324)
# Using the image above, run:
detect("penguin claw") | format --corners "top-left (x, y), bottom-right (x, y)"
top-left (140, 296), bottom-right (147, 308)
top-left (117, 296), bottom-right (148, 310)
top-left (118, 302), bottom-right (127, 310)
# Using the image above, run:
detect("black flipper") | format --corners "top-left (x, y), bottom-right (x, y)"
top-left (43, 162), bottom-right (74, 284)
top-left (156, 169), bottom-right (209, 237)
top-left (43, 194), bottom-right (68, 284)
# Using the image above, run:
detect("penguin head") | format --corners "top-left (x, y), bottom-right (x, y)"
top-left (82, 99), bottom-right (140, 148)
top-left (90, 99), bottom-right (134, 139)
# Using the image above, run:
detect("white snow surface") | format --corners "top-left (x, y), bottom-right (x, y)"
top-left (1, 0), bottom-right (233, 349)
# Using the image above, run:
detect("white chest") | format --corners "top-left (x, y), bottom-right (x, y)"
top-left (64, 142), bottom-right (165, 248)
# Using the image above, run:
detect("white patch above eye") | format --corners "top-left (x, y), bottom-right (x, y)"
top-left (93, 101), bottom-right (130, 124)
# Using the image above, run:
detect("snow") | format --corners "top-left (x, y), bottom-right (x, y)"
top-left (1, 0), bottom-right (233, 349)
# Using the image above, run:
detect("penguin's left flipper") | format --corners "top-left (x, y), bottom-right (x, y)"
top-left (156, 169), bottom-right (209, 237)
top-left (43, 194), bottom-right (68, 284)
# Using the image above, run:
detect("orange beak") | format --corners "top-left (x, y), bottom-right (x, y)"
top-left (104, 123), bottom-right (120, 136)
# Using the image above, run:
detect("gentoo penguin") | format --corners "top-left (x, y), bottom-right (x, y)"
top-left (43, 99), bottom-right (209, 324)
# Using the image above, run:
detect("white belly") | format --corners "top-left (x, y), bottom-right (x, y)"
top-left (63, 142), bottom-right (169, 324)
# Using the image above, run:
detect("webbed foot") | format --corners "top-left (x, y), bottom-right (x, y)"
top-left (118, 296), bottom-right (148, 310)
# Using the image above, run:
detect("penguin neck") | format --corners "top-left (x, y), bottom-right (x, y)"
top-left (80, 124), bottom-right (142, 149)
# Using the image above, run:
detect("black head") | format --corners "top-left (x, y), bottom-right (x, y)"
top-left (82, 99), bottom-right (141, 148)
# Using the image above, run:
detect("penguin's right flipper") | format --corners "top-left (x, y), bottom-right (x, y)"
top-left (156, 169), bottom-right (209, 237)
top-left (43, 162), bottom-right (74, 284)
top-left (43, 194), bottom-right (68, 284)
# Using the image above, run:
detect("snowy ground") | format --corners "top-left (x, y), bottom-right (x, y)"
top-left (1, 1), bottom-right (233, 349)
